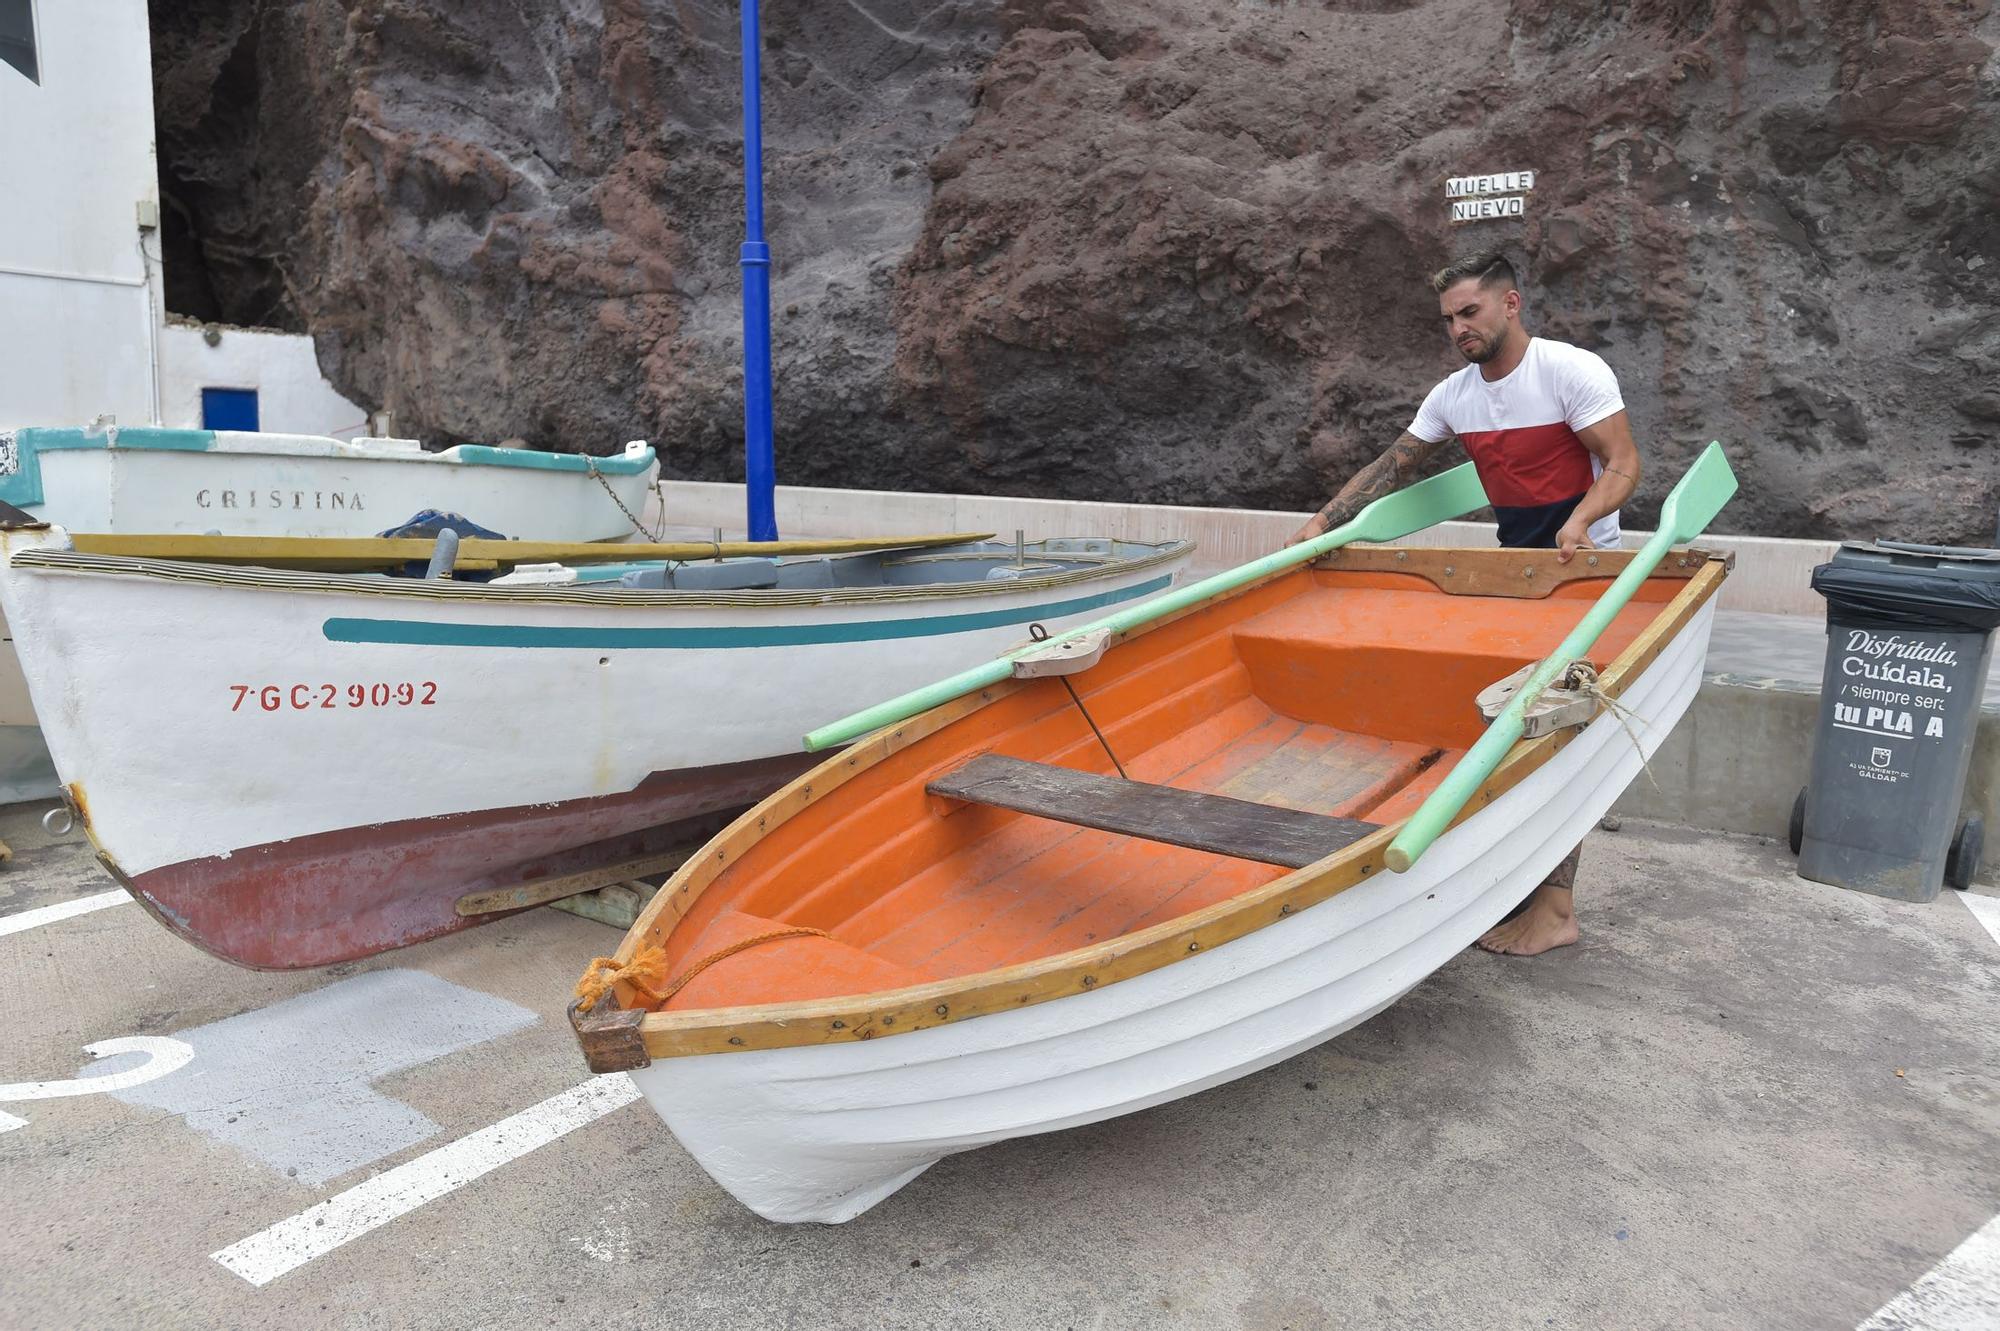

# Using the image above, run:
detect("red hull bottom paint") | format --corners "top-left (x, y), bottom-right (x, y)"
top-left (103, 755), bottom-right (818, 970)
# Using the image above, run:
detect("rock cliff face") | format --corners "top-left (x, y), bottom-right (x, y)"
top-left (153, 0), bottom-right (2000, 543)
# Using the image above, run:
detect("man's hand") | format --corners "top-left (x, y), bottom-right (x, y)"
top-left (1555, 514), bottom-right (1590, 563)
top-left (1558, 411), bottom-right (1642, 564)
top-left (1287, 514), bottom-right (1330, 546)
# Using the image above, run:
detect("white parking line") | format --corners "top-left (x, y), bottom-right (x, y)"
top-left (1858, 1211), bottom-right (2000, 1330)
top-left (211, 1074), bottom-right (642, 1287)
top-left (1961, 892), bottom-right (2000, 950)
top-left (0, 889), bottom-right (130, 938)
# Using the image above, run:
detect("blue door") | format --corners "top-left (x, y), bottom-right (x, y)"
top-left (201, 387), bottom-right (260, 432)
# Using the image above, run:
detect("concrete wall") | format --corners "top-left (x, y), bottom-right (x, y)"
top-left (659, 480), bottom-right (1840, 617)
top-left (158, 322), bottom-right (369, 436)
top-left (0, 0), bottom-right (160, 427)
top-left (1613, 679), bottom-right (1995, 886)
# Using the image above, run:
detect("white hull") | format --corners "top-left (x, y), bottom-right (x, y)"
top-left (0, 429), bottom-right (660, 804)
top-left (625, 599), bottom-right (1717, 1223)
top-left (0, 531), bottom-right (1185, 885)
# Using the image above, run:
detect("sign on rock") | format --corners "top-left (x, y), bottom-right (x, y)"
top-left (1446, 169), bottom-right (1534, 225)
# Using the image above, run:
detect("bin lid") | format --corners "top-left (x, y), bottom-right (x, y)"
top-left (1812, 540), bottom-right (2000, 631)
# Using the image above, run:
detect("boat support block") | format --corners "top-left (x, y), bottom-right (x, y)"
top-left (569, 993), bottom-right (651, 1074)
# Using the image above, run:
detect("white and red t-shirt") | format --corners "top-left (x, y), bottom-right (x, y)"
top-left (1408, 337), bottom-right (1625, 550)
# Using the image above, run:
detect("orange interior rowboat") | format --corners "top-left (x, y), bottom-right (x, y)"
top-left (573, 543), bottom-right (1730, 1222)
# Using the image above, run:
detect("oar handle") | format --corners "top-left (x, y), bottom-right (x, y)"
top-left (803, 463), bottom-right (1490, 752)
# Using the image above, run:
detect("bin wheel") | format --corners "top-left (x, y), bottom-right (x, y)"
top-left (1788, 787), bottom-right (1808, 857)
top-left (1946, 815), bottom-right (1983, 892)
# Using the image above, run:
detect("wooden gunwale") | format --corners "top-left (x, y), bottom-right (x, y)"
top-left (597, 548), bottom-right (1728, 1064)
top-left (4, 542), bottom-right (1195, 610)
top-left (1310, 545), bottom-right (1710, 599)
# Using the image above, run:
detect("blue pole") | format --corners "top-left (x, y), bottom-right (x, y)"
top-left (739, 1), bottom-right (778, 542)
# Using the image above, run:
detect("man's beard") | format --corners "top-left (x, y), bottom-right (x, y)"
top-left (1457, 334), bottom-right (1499, 364)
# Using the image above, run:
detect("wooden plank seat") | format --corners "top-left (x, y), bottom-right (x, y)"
top-left (926, 754), bottom-right (1381, 870)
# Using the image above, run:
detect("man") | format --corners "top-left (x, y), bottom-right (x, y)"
top-left (1288, 251), bottom-right (1641, 956)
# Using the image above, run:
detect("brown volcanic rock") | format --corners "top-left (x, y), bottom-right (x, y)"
top-left (893, 0), bottom-right (2000, 541)
top-left (153, 0), bottom-right (1003, 466)
top-left (153, 0), bottom-right (1999, 542)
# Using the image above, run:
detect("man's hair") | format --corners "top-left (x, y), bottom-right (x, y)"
top-left (1430, 251), bottom-right (1519, 295)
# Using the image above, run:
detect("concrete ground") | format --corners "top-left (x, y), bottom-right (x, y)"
top-left (1, 803), bottom-right (1996, 1331)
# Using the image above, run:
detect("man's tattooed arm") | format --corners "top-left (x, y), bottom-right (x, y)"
top-left (1289, 432), bottom-right (1451, 544)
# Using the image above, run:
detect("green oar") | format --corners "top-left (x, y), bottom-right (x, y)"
top-left (1384, 441), bottom-right (1738, 873)
top-left (803, 461), bottom-right (1492, 752)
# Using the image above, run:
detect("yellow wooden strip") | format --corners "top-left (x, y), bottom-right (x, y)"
top-left (68, 531), bottom-right (998, 570)
top-left (456, 848), bottom-right (711, 916)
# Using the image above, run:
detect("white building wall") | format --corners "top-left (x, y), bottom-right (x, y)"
top-left (0, 0), bottom-right (160, 427)
top-left (158, 322), bottom-right (369, 436)
top-left (0, 0), bottom-right (370, 435)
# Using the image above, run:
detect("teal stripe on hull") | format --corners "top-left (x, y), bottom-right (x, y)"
top-left (448, 444), bottom-right (654, 475)
top-left (322, 575), bottom-right (1176, 650)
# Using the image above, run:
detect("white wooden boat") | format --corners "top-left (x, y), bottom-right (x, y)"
top-left (0, 425), bottom-right (661, 803)
top-left (0, 426), bottom-right (660, 540)
top-left (569, 543), bottom-right (1730, 1223)
top-left (0, 522), bottom-right (1190, 967)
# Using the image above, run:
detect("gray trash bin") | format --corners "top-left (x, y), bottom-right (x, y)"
top-left (1792, 541), bottom-right (2000, 901)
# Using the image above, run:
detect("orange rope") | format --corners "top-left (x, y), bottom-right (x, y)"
top-left (574, 945), bottom-right (672, 1012)
top-left (575, 926), bottom-right (831, 1013)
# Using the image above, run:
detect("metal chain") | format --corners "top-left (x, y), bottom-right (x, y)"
top-left (585, 454), bottom-right (665, 541)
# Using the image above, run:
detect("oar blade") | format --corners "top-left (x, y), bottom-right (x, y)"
top-left (1336, 462), bottom-right (1489, 548)
top-left (1656, 441), bottom-right (1738, 546)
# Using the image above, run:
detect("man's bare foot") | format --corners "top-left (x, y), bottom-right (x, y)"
top-left (1476, 886), bottom-right (1579, 956)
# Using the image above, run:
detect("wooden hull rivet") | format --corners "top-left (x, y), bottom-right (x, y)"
top-left (1081, 975), bottom-right (1097, 988)
top-left (934, 1004), bottom-right (949, 1017)
top-left (1187, 941), bottom-right (1201, 953)
top-left (728, 1037), bottom-right (744, 1046)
